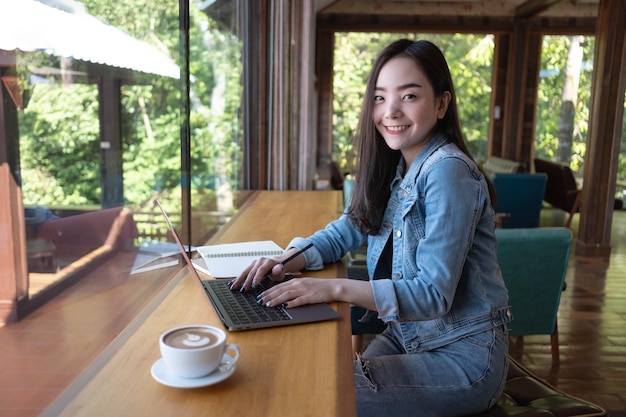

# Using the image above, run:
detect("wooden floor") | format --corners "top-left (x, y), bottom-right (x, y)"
top-left (0, 209), bottom-right (625, 416)
top-left (509, 208), bottom-right (626, 416)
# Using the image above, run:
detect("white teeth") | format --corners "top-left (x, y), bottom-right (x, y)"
top-left (387, 125), bottom-right (407, 132)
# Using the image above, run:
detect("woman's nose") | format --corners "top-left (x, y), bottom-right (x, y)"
top-left (384, 101), bottom-right (402, 119)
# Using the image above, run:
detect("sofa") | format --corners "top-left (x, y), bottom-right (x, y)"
top-left (534, 158), bottom-right (623, 227)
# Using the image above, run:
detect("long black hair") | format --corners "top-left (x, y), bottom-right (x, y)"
top-left (348, 39), bottom-right (496, 235)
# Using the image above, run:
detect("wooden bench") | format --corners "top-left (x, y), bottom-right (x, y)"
top-left (471, 357), bottom-right (605, 417)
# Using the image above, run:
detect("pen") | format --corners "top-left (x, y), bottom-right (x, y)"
top-left (280, 242), bottom-right (314, 267)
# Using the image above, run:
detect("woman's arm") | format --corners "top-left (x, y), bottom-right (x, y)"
top-left (258, 276), bottom-right (377, 311)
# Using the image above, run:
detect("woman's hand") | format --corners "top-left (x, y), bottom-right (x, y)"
top-left (258, 278), bottom-right (377, 311)
top-left (229, 246), bottom-right (309, 292)
top-left (228, 256), bottom-right (286, 292)
top-left (257, 278), bottom-right (340, 308)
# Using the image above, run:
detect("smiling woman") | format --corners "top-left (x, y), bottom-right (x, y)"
top-left (228, 39), bottom-right (510, 417)
top-left (372, 56), bottom-right (451, 166)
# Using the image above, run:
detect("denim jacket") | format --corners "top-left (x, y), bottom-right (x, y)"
top-left (288, 134), bottom-right (511, 353)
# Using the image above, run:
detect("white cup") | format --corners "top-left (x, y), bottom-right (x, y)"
top-left (159, 324), bottom-right (240, 379)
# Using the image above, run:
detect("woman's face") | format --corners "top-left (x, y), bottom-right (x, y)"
top-left (372, 56), bottom-right (450, 167)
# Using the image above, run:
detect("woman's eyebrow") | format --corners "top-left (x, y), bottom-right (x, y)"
top-left (375, 82), bottom-right (422, 91)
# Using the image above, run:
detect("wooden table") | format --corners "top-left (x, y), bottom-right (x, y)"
top-left (42, 191), bottom-right (356, 417)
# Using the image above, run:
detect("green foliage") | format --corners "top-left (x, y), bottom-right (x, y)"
top-left (18, 0), bottom-right (243, 215)
top-left (16, 7), bottom-right (625, 210)
top-left (20, 83), bottom-right (101, 206)
top-left (535, 35), bottom-right (595, 175)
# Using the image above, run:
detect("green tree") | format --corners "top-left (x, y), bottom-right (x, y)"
top-left (18, 0), bottom-right (243, 216)
top-left (535, 35), bottom-right (595, 174)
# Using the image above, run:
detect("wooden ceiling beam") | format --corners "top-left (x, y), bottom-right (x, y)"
top-left (515, 0), bottom-right (567, 18)
top-left (317, 13), bottom-right (595, 34)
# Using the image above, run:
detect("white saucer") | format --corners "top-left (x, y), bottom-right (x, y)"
top-left (151, 353), bottom-right (236, 388)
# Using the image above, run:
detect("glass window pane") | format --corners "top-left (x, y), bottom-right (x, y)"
top-left (189, 1), bottom-right (245, 245)
top-left (14, 1), bottom-right (181, 290)
top-left (535, 34), bottom-right (595, 177)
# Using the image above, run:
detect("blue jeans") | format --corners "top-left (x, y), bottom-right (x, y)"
top-left (353, 325), bottom-right (509, 417)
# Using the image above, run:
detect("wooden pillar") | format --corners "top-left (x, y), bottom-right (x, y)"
top-left (495, 21), bottom-right (542, 170)
top-left (243, 0), bottom-right (313, 190)
top-left (576, 0), bottom-right (626, 257)
top-left (501, 20), bottom-right (530, 161)
top-left (488, 33), bottom-right (509, 158)
top-left (98, 77), bottom-right (124, 208)
top-left (242, 0), bottom-right (269, 189)
top-left (315, 29), bottom-right (334, 188)
top-left (267, 0), bottom-right (291, 190)
top-left (0, 67), bottom-right (29, 325)
top-left (292, 0), bottom-right (316, 190)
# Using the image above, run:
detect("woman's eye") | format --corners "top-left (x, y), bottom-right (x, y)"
top-left (374, 95), bottom-right (384, 102)
top-left (403, 94), bottom-right (416, 100)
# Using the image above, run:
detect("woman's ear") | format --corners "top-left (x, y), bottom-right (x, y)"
top-left (437, 91), bottom-right (452, 119)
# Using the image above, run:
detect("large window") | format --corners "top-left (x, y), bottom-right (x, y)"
top-left (7, 0), bottom-right (244, 297)
top-left (535, 35), bottom-right (626, 201)
top-left (534, 35), bottom-right (596, 174)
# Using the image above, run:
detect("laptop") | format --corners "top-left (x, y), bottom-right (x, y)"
top-left (155, 200), bottom-right (340, 331)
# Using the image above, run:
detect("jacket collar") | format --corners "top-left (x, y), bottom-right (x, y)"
top-left (392, 134), bottom-right (449, 190)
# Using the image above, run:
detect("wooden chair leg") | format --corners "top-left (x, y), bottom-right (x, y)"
top-left (565, 211), bottom-right (575, 228)
top-left (566, 190), bottom-right (582, 228)
top-left (551, 321), bottom-right (560, 366)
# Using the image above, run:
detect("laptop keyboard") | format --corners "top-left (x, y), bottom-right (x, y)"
top-left (206, 280), bottom-right (291, 325)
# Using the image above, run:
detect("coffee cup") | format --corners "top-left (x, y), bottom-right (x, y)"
top-left (159, 324), bottom-right (240, 379)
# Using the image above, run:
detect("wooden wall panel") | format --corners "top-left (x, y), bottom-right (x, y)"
top-left (0, 67), bottom-right (28, 325)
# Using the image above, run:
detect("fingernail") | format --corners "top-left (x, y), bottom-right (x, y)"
top-left (251, 282), bottom-right (258, 289)
top-left (281, 303), bottom-right (288, 308)
top-left (256, 299), bottom-right (263, 305)
top-left (266, 301), bottom-right (272, 307)
top-left (256, 294), bottom-right (262, 301)
top-left (239, 287), bottom-right (246, 293)
top-left (227, 280), bottom-right (234, 288)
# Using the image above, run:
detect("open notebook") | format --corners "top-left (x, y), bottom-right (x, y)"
top-left (156, 200), bottom-right (340, 331)
top-left (193, 240), bottom-right (283, 278)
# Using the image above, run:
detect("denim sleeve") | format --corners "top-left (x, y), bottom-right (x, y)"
top-left (287, 213), bottom-right (366, 271)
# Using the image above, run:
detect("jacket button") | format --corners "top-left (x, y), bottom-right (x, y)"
top-left (396, 230), bottom-right (402, 238)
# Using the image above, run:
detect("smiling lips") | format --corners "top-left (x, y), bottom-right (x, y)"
top-left (385, 125), bottom-right (409, 133)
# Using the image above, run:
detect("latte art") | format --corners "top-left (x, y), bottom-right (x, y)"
top-left (163, 328), bottom-right (219, 349)
top-left (182, 333), bottom-right (210, 347)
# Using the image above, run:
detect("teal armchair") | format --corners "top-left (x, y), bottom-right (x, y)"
top-left (495, 227), bottom-right (572, 365)
top-left (492, 173), bottom-right (547, 228)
